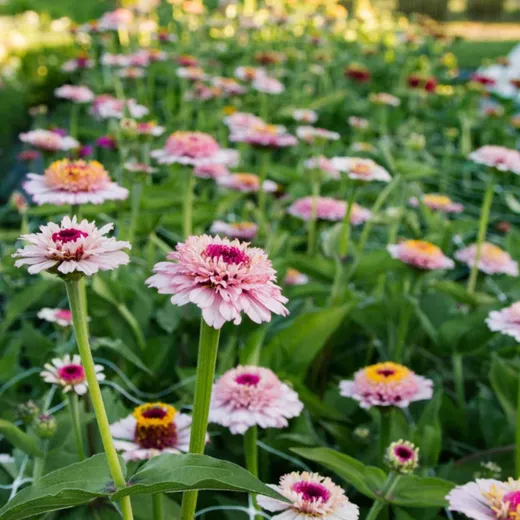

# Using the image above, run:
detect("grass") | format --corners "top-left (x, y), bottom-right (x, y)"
top-left (448, 40), bottom-right (518, 68)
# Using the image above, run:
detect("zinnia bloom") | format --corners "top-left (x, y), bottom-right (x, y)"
top-left (37, 308), bottom-right (73, 327)
top-left (252, 75), bottom-right (285, 94)
top-left (288, 197), bottom-right (370, 225)
top-left (296, 126), bottom-right (340, 144)
top-left (409, 194), bottom-right (464, 213)
top-left (210, 221), bottom-right (258, 240)
top-left (146, 235), bottom-right (288, 329)
top-left (55, 85), bottom-right (94, 103)
top-left (19, 130), bottom-right (78, 152)
top-left (217, 173), bottom-right (277, 193)
top-left (13, 216), bottom-right (131, 276)
top-left (331, 157), bottom-right (391, 182)
top-left (293, 109), bottom-right (318, 123)
top-left (345, 64), bottom-right (371, 83)
top-left (455, 243), bottom-right (518, 276)
top-left (151, 131), bottom-right (238, 166)
top-left (209, 365), bottom-right (303, 434)
top-left (487, 302), bottom-right (520, 342)
top-left (194, 163), bottom-right (230, 180)
top-left (230, 123), bottom-right (298, 148)
top-left (304, 156), bottom-right (339, 179)
top-left (370, 92), bottom-right (401, 106)
top-left (387, 240), bottom-right (454, 270)
top-left (447, 477), bottom-right (520, 520)
top-left (224, 112), bottom-right (264, 132)
top-left (176, 66), bottom-right (207, 81)
top-left (339, 362), bottom-right (433, 409)
top-left (110, 402), bottom-right (193, 461)
top-left (23, 159), bottom-right (128, 206)
top-left (41, 354), bottom-right (104, 395)
top-left (385, 440), bottom-right (419, 474)
top-left (234, 66), bottom-right (266, 82)
top-left (258, 472), bottom-right (359, 520)
top-left (90, 95), bottom-right (149, 120)
top-left (469, 146), bottom-right (520, 174)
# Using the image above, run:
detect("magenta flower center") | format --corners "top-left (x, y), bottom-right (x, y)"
top-left (55, 310), bottom-right (72, 321)
top-left (204, 244), bottom-right (249, 265)
top-left (377, 368), bottom-right (396, 377)
top-left (235, 373), bottom-right (261, 386)
top-left (57, 363), bottom-right (85, 384)
top-left (52, 228), bottom-right (88, 244)
top-left (394, 445), bottom-right (414, 461)
top-left (141, 407), bottom-right (168, 419)
top-left (292, 481), bottom-right (331, 503)
top-left (504, 491), bottom-right (520, 511)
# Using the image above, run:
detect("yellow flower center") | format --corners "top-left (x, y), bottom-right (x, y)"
top-left (482, 480), bottom-right (520, 519)
top-left (423, 194), bottom-right (452, 207)
top-left (223, 105), bottom-right (237, 115)
top-left (404, 240), bottom-right (442, 256)
top-left (232, 222), bottom-right (256, 231)
top-left (481, 243), bottom-right (508, 261)
top-left (350, 161), bottom-right (373, 176)
top-left (234, 173), bottom-right (260, 188)
top-left (134, 402), bottom-right (176, 427)
top-left (44, 159), bottom-right (109, 192)
top-left (133, 403), bottom-right (178, 450)
top-left (364, 362), bottom-right (412, 384)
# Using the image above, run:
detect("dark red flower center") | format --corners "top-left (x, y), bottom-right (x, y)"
top-left (505, 491), bottom-right (520, 510)
top-left (235, 373), bottom-right (261, 386)
top-left (394, 445), bottom-right (414, 461)
top-left (57, 363), bottom-right (85, 384)
top-left (204, 244), bottom-right (249, 265)
top-left (292, 481), bottom-right (331, 503)
top-left (52, 228), bottom-right (88, 244)
top-left (141, 407), bottom-right (168, 419)
top-left (377, 368), bottom-right (396, 377)
top-left (134, 408), bottom-right (178, 450)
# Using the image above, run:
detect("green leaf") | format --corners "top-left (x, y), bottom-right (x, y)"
top-left (285, 254), bottom-right (335, 282)
top-left (111, 454), bottom-right (287, 502)
top-left (394, 160), bottom-right (437, 179)
top-left (433, 281), bottom-right (496, 306)
top-left (240, 325), bottom-right (267, 366)
top-left (291, 447), bottom-right (386, 499)
top-left (91, 338), bottom-right (152, 375)
top-left (0, 420), bottom-right (43, 458)
top-left (0, 454), bottom-right (114, 520)
top-left (489, 353), bottom-right (518, 424)
top-left (390, 476), bottom-right (454, 507)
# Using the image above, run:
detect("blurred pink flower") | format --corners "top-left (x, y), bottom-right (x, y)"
top-left (37, 308), bottom-right (73, 327)
top-left (288, 197), bottom-right (370, 224)
top-left (469, 145), bottom-right (520, 174)
top-left (210, 221), bottom-right (258, 240)
top-left (217, 173), bottom-right (277, 193)
top-left (456, 243), bottom-right (518, 276)
top-left (387, 240), bottom-right (454, 270)
top-left (252, 75), bottom-right (285, 94)
top-left (55, 85), bottom-right (94, 103)
top-left (296, 126), bottom-right (340, 144)
top-left (194, 163), bottom-right (230, 179)
top-left (304, 156), bottom-right (339, 179)
top-left (331, 157), bottom-right (391, 182)
top-left (284, 268), bottom-right (309, 286)
top-left (230, 123), bottom-right (297, 148)
top-left (409, 194), bottom-right (463, 213)
top-left (487, 302), bottom-right (520, 342)
top-left (19, 130), bottom-right (78, 152)
top-left (293, 109), bottom-right (318, 123)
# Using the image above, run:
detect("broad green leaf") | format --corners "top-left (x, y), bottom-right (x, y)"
top-left (0, 454), bottom-right (114, 520)
top-left (92, 338), bottom-right (152, 375)
top-left (291, 447), bottom-right (386, 499)
top-left (390, 476), bottom-right (454, 507)
top-left (111, 453), bottom-right (287, 502)
top-left (433, 281), bottom-right (496, 306)
top-left (0, 420), bottom-right (43, 458)
top-left (489, 354), bottom-right (518, 424)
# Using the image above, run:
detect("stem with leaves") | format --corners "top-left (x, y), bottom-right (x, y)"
top-left (69, 393), bottom-right (86, 461)
top-left (338, 183), bottom-right (358, 259)
top-left (366, 472), bottom-right (401, 520)
top-left (183, 167), bottom-right (195, 239)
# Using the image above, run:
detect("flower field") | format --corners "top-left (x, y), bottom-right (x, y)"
top-left (1, 1), bottom-right (520, 519)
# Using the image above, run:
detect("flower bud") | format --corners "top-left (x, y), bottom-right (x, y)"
top-left (33, 414), bottom-right (57, 439)
top-left (385, 440), bottom-right (419, 474)
top-left (17, 401), bottom-right (40, 426)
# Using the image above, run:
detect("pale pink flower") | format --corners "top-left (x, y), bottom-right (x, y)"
top-left (211, 77), bottom-right (247, 96)
top-left (293, 109), bottom-right (318, 123)
top-left (13, 216), bottom-right (131, 276)
top-left (151, 131), bottom-right (238, 166)
top-left (230, 123), bottom-right (297, 148)
top-left (455, 243), bottom-right (518, 276)
top-left (37, 308), bottom-right (73, 327)
top-left (62, 57), bottom-right (94, 72)
top-left (124, 161), bottom-right (158, 174)
top-left (19, 130), bottom-right (78, 152)
top-left (210, 221), bottom-right (258, 240)
top-left (409, 194), bottom-right (464, 213)
top-left (101, 53), bottom-right (131, 67)
top-left (284, 268), bottom-right (309, 286)
top-left (348, 116), bottom-right (369, 129)
top-left (135, 121), bottom-right (165, 137)
top-left (110, 402), bottom-right (194, 461)
top-left (258, 472), bottom-right (359, 520)
top-left (339, 362), bottom-right (433, 409)
top-left (41, 354), bottom-right (105, 396)
top-left (469, 145), bottom-right (520, 174)
top-left (288, 197), bottom-right (370, 224)
top-left (296, 126), bottom-right (340, 144)
top-left (90, 95), bottom-right (149, 120)
top-left (146, 235), bottom-right (288, 329)
top-left (209, 366), bottom-right (303, 434)
top-left (55, 85), bottom-right (94, 103)
top-left (331, 157), bottom-right (391, 182)
top-left (194, 163), bottom-right (230, 180)
top-left (119, 67), bottom-right (146, 79)
top-left (176, 67), bottom-right (207, 81)
top-left (252, 75), bottom-right (285, 94)
top-left (304, 156), bottom-right (339, 179)
top-left (217, 173), bottom-right (278, 193)
top-left (224, 112), bottom-right (264, 132)
top-left (185, 83), bottom-right (223, 101)
top-left (234, 66), bottom-right (266, 82)
top-left (387, 240), bottom-right (454, 270)
top-left (487, 302), bottom-right (520, 342)
top-left (24, 159), bottom-right (128, 206)
top-left (370, 92), bottom-right (401, 106)
top-left (98, 8), bottom-right (134, 31)
top-left (447, 477), bottom-right (520, 520)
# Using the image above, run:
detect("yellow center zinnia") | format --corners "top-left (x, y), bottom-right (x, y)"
top-left (404, 240), bottom-right (442, 256)
top-left (45, 159), bottom-right (109, 192)
top-left (423, 194), bottom-right (452, 207)
top-left (365, 362), bottom-right (411, 384)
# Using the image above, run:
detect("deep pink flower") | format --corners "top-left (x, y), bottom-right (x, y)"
top-left (146, 235), bottom-right (288, 329)
top-left (37, 308), bottom-right (73, 327)
top-left (194, 163), bottom-right (230, 179)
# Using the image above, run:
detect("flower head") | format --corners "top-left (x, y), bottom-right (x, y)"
top-left (55, 85), bottom-right (94, 103)
top-left (387, 240), bottom-right (454, 270)
top-left (304, 156), bottom-right (339, 179)
top-left (293, 109), bottom-right (318, 123)
top-left (409, 194), bottom-right (464, 213)
top-left (469, 146), bottom-right (520, 174)
top-left (217, 173), bottom-right (277, 193)
top-left (37, 308), bottom-right (73, 327)
top-left (24, 159), bottom-right (128, 206)
top-left (194, 163), bottom-right (230, 180)
top-left (252, 75), bottom-right (284, 94)
top-left (147, 235), bottom-right (288, 329)
top-left (224, 112), bottom-right (264, 132)
top-left (331, 157), bottom-right (391, 182)
top-left (19, 130), bottom-right (78, 152)
top-left (288, 197), bottom-right (370, 224)
top-left (41, 354), bottom-right (104, 395)
top-left (90, 95), bottom-right (149, 120)
top-left (385, 440), bottom-right (420, 474)
top-left (296, 126), bottom-right (340, 144)
top-left (13, 216), bottom-right (131, 276)
top-left (230, 122), bottom-right (297, 148)
top-left (110, 402), bottom-right (194, 461)
top-left (345, 64), bottom-right (371, 83)
top-left (456, 243), bottom-right (518, 276)
top-left (258, 472), bottom-right (359, 519)
top-left (370, 92), bottom-right (401, 106)
top-left (210, 221), bottom-right (258, 240)
top-left (284, 268), bottom-right (309, 286)
top-left (209, 365), bottom-right (303, 434)
top-left (487, 302), bottom-right (520, 342)
top-left (339, 362), bottom-right (433, 409)
top-left (234, 66), bottom-right (266, 82)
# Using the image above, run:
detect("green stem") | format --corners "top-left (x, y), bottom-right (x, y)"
top-left (32, 442), bottom-right (47, 483)
top-left (379, 409), bottom-right (393, 466)
top-left (516, 372), bottom-right (520, 478)
top-left (467, 174), bottom-right (495, 294)
top-left (338, 183), bottom-right (358, 258)
top-left (452, 353), bottom-right (466, 413)
top-left (70, 104), bottom-right (79, 139)
top-left (244, 426), bottom-right (261, 520)
top-left (393, 274), bottom-right (412, 363)
top-left (365, 500), bottom-right (386, 520)
top-left (69, 393), bottom-right (86, 461)
top-left (307, 178), bottom-right (321, 255)
top-left (366, 472), bottom-right (401, 520)
top-left (183, 168), bottom-right (195, 239)
top-left (179, 319), bottom-right (221, 520)
top-left (65, 279), bottom-right (133, 520)
top-left (153, 493), bottom-right (164, 520)
top-left (127, 181), bottom-right (143, 245)
top-left (257, 151), bottom-right (271, 236)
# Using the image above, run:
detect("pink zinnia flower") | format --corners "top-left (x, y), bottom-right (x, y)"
top-left (409, 194), bottom-right (464, 213)
top-left (447, 477), bottom-right (520, 520)
top-left (110, 402), bottom-right (194, 461)
top-left (296, 126), bottom-right (340, 144)
top-left (293, 109), bottom-right (318, 123)
top-left (211, 77), bottom-right (247, 96)
top-left (387, 240), bottom-right (454, 270)
top-left (19, 130), bottom-right (78, 152)
top-left (217, 173), bottom-right (278, 193)
top-left (210, 221), bottom-right (258, 240)
top-left (339, 362), bottom-right (433, 409)
top-left (284, 268), bottom-right (309, 286)
top-left (146, 235), bottom-right (289, 329)
top-left (176, 66), bottom-right (207, 81)
top-left (469, 145), bottom-right (520, 174)
top-left (331, 157), bottom-right (391, 182)
top-left (194, 163), bottom-right (230, 180)
top-left (90, 95), bottom-right (149, 120)
top-left (230, 123), bottom-right (298, 148)
top-left (234, 66), bottom-right (266, 82)
top-left (55, 85), bottom-right (94, 103)
top-left (288, 197), bottom-right (370, 224)
top-left (135, 121), bottom-right (165, 137)
top-left (24, 159), bottom-right (128, 206)
top-left (151, 131), bottom-right (238, 166)
top-left (185, 82), bottom-right (223, 101)
top-left (456, 243), bottom-right (518, 276)
top-left (13, 216), bottom-right (131, 276)
top-left (258, 472), bottom-right (359, 520)
top-left (370, 92), bottom-right (401, 106)
top-left (37, 308), bottom-right (73, 327)
top-left (209, 365), bottom-right (303, 434)
top-left (252, 75), bottom-right (285, 94)
top-left (224, 112), bottom-right (264, 132)
top-left (41, 354), bottom-right (105, 395)
top-left (348, 116), bottom-right (369, 129)
top-left (98, 8), bottom-right (134, 31)
top-left (304, 156), bottom-right (339, 179)
top-left (61, 56), bottom-right (94, 72)
top-left (119, 67), bottom-right (146, 79)
top-left (487, 302), bottom-right (520, 342)
top-left (385, 440), bottom-right (420, 474)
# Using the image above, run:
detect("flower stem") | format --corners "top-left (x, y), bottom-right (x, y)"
top-left (452, 353), bottom-right (466, 414)
top-left (379, 408), bottom-right (393, 466)
top-left (307, 177), bottom-right (321, 255)
top-left (338, 183), bottom-right (358, 258)
top-left (183, 168), bottom-right (195, 239)
top-left (179, 319), bottom-right (221, 520)
top-left (153, 493), bottom-right (164, 520)
top-left (244, 426), bottom-right (262, 520)
top-left (65, 279), bottom-right (133, 520)
top-left (32, 441), bottom-right (48, 483)
top-left (69, 393), bottom-right (86, 461)
top-left (127, 181), bottom-right (143, 246)
top-left (70, 104), bottom-right (79, 139)
top-left (467, 174), bottom-right (495, 294)
top-left (516, 373), bottom-right (520, 478)
top-left (366, 472), bottom-right (400, 520)
top-left (257, 151), bottom-right (270, 237)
